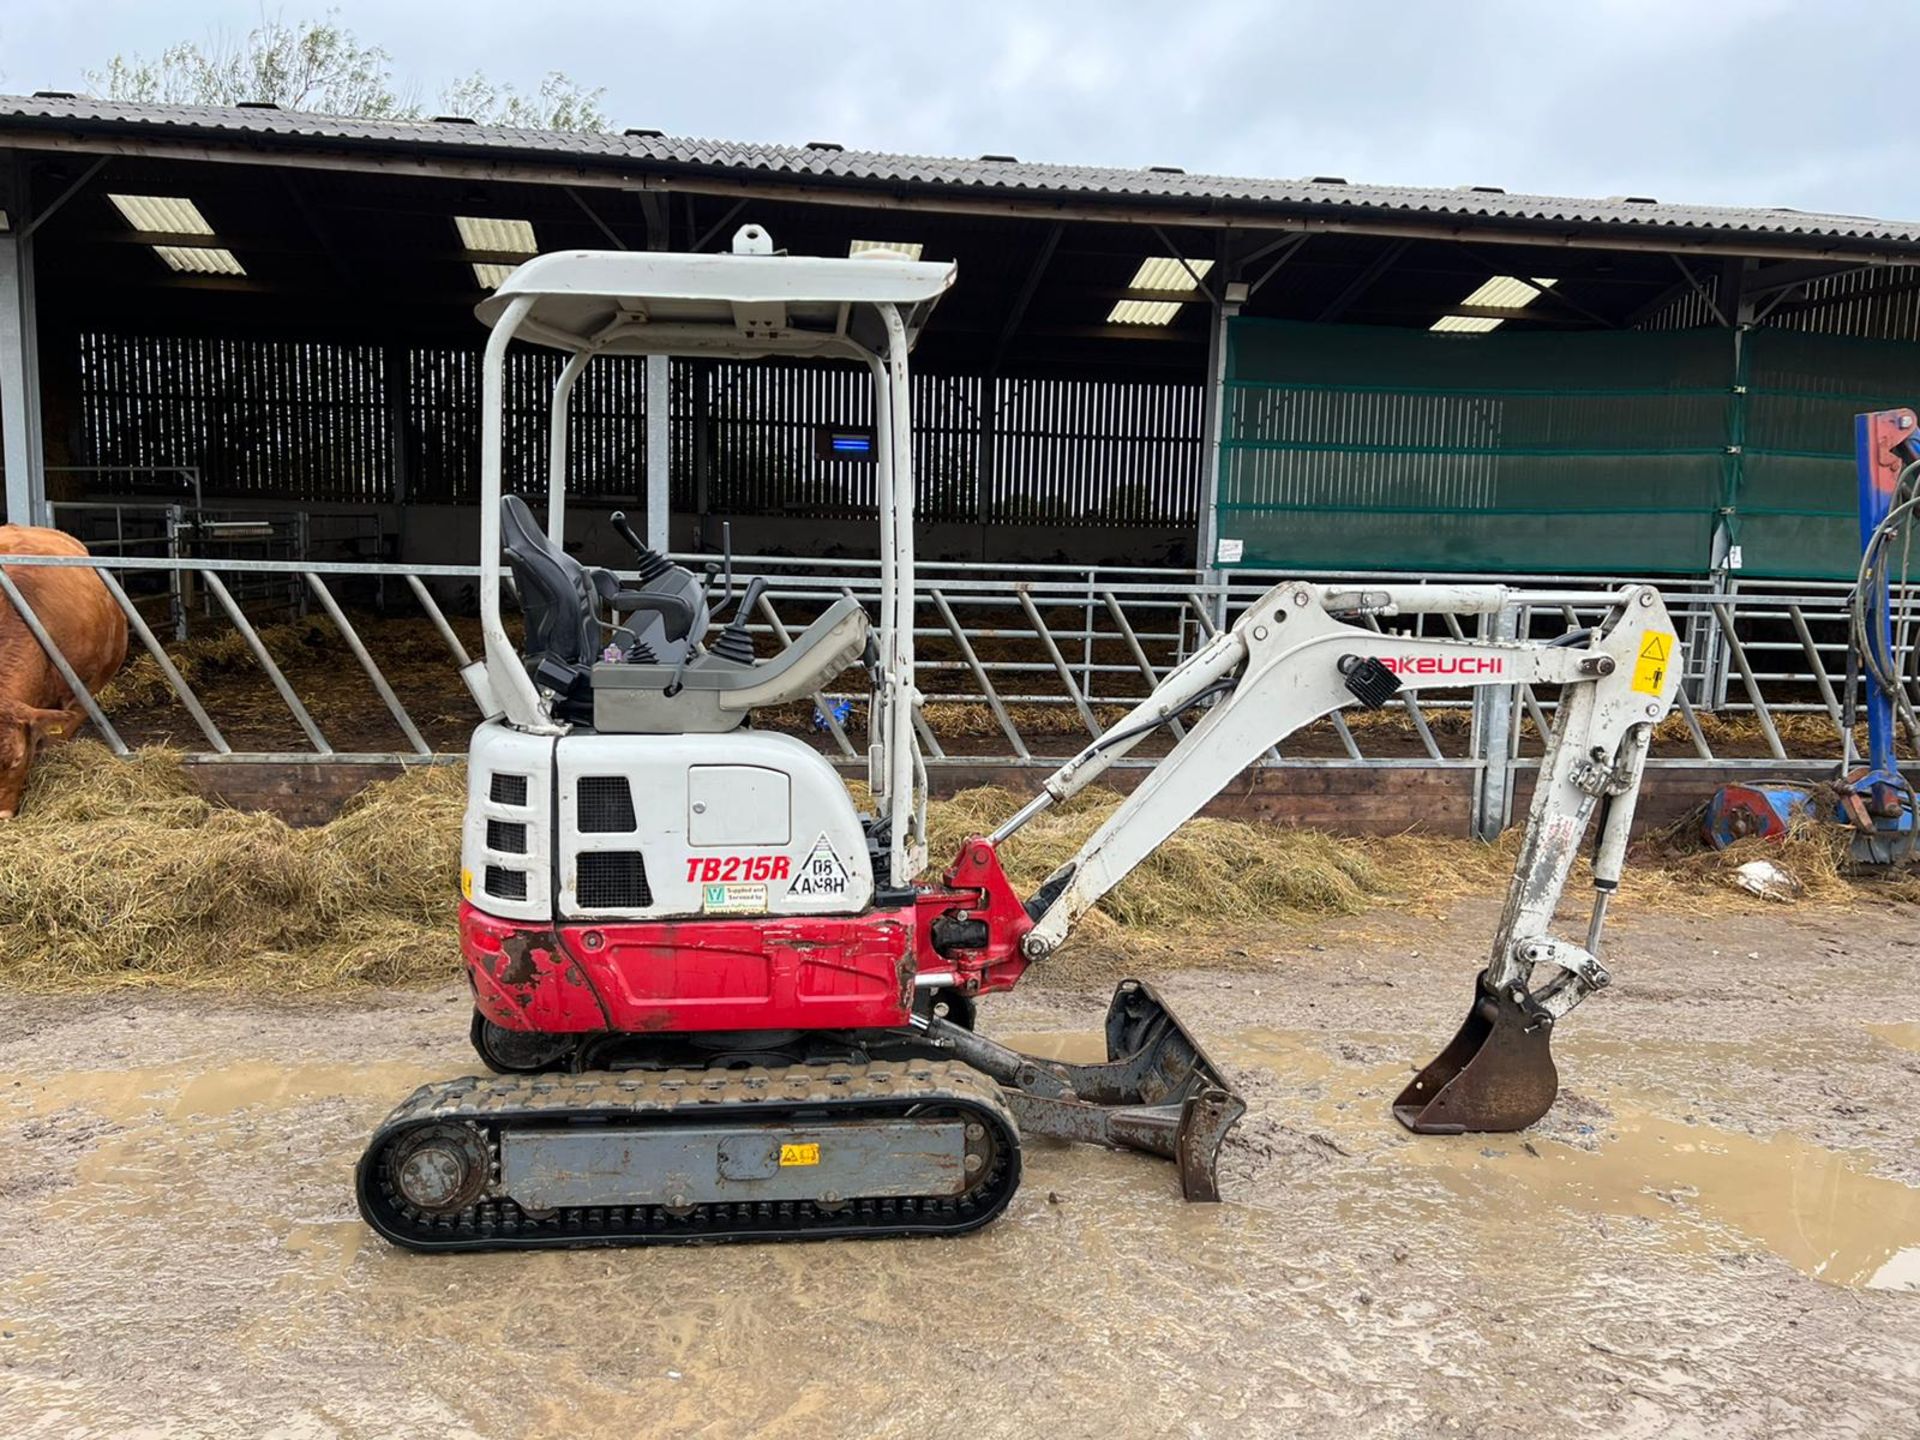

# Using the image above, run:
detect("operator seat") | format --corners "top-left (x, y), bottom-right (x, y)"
top-left (500, 494), bottom-right (703, 720)
top-left (501, 495), bottom-right (602, 672)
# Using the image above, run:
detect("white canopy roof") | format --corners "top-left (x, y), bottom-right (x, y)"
top-left (475, 244), bottom-right (957, 360)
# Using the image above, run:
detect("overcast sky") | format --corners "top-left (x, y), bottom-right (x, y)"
top-left (0, 1), bottom-right (1902, 219)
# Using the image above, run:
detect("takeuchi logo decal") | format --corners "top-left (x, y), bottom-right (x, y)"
top-left (1370, 655), bottom-right (1508, 677)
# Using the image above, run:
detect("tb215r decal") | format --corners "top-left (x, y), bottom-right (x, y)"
top-left (684, 855), bottom-right (792, 883)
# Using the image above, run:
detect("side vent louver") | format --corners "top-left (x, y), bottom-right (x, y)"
top-left (490, 773), bottom-right (529, 806)
top-left (578, 776), bottom-right (637, 833)
top-left (485, 865), bottom-right (528, 901)
top-left (487, 819), bottom-right (527, 854)
top-left (577, 852), bottom-right (652, 908)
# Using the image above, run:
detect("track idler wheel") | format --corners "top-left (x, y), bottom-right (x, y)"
top-left (1393, 971), bottom-right (1559, 1134)
top-left (386, 1122), bottom-right (491, 1214)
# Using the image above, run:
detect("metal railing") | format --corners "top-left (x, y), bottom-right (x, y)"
top-left (0, 550), bottom-right (1894, 836)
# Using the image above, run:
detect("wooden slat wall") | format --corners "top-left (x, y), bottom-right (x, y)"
top-left (78, 332), bottom-right (387, 501)
top-left (990, 375), bottom-right (1202, 525)
top-left (77, 334), bottom-right (1203, 526)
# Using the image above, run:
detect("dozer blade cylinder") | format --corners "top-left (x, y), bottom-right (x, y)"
top-left (923, 978), bottom-right (1246, 1201)
top-left (1393, 971), bottom-right (1559, 1134)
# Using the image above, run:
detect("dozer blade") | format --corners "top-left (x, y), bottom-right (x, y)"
top-left (1393, 970), bottom-right (1559, 1134)
top-left (924, 978), bottom-right (1246, 1201)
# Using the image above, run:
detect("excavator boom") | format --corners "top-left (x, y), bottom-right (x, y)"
top-left (1003, 577), bottom-right (1683, 1134)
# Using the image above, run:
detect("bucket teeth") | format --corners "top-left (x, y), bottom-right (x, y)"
top-left (1394, 972), bottom-right (1560, 1134)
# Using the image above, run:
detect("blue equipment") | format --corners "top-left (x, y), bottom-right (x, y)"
top-left (1705, 409), bottom-right (1918, 862)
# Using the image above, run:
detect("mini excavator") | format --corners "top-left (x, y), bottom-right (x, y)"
top-left (356, 229), bottom-right (1685, 1251)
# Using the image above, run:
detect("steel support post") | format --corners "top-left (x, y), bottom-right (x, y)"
top-left (643, 200), bottom-right (672, 554)
top-left (0, 173), bottom-right (45, 527)
top-left (1196, 297), bottom-right (1235, 616)
top-left (1471, 606), bottom-right (1519, 839)
top-left (385, 340), bottom-right (411, 560)
top-left (1697, 259), bottom-right (1754, 704)
top-left (645, 357), bottom-right (671, 553)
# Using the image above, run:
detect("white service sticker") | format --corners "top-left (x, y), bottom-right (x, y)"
top-left (788, 834), bottom-right (853, 899)
top-left (1216, 537), bottom-right (1245, 564)
top-left (702, 882), bottom-right (768, 915)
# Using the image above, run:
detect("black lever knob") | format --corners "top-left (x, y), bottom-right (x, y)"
top-left (609, 510), bottom-right (669, 581)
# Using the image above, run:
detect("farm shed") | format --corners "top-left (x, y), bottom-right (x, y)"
top-left (1, 96), bottom-right (1919, 581)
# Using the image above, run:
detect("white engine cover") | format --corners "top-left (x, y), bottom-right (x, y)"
top-left (463, 720), bottom-right (872, 923)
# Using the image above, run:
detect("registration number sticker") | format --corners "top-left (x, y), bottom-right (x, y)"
top-left (779, 1143), bottom-right (820, 1167)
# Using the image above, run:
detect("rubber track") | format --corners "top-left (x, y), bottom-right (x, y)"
top-left (356, 1059), bottom-right (1022, 1252)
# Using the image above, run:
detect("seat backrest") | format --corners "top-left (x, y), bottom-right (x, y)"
top-left (501, 494), bottom-right (597, 666)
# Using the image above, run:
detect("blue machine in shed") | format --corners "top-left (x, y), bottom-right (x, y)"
top-left (1705, 409), bottom-right (1918, 862)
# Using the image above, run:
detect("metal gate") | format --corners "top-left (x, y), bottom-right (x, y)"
top-left (0, 551), bottom-right (1885, 838)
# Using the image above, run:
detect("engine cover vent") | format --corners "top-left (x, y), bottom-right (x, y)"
top-left (485, 865), bottom-right (528, 901)
top-left (490, 773), bottom-right (529, 806)
top-left (487, 819), bottom-right (527, 854)
top-left (578, 775), bottom-right (637, 833)
top-left (577, 851), bottom-right (652, 908)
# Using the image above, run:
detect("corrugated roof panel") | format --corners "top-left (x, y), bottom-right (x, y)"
top-left (1458, 275), bottom-right (1554, 308)
top-left (1429, 314), bottom-right (1504, 334)
top-left (11, 97), bottom-right (1920, 252)
top-left (152, 244), bottom-right (244, 275)
top-left (1430, 275), bottom-right (1555, 331)
top-left (108, 193), bottom-right (215, 234)
top-left (1128, 256), bottom-right (1214, 293)
top-left (850, 239), bottom-right (924, 260)
top-left (472, 262), bottom-right (519, 289)
top-left (1108, 299), bottom-right (1184, 325)
top-left (454, 216), bottom-right (537, 254)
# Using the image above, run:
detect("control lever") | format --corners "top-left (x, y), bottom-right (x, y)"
top-left (701, 520), bottom-right (737, 616)
top-left (608, 510), bottom-right (670, 582)
top-left (707, 576), bottom-right (770, 665)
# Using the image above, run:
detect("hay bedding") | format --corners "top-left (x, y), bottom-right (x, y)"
top-left (0, 742), bottom-right (463, 992)
top-left (0, 746), bottom-right (1900, 995)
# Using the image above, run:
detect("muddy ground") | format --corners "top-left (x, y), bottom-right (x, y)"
top-left (2, 897), bottom-right (1918, 1439)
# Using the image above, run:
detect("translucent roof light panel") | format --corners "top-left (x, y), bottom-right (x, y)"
top-left (471, 262), bottom-right (520, 290)
top-left (849, 239), bottom-right (925, 259)
top-left (152, 246), bottom-right (246, 276)
top-left (454, 216), bottom-right (539, 254)
top-left (1108, 256), bottom-right (1214, 324)
top-left (1431, 276), bottom-right (1557, 332)
top-left (108, 194), bottom-right (216, 235)
top-left (1126, 256), bottom-right (1214, 294)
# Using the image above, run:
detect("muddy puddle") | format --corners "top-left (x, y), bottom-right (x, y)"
top-left (10, 1035), bottom-right (1919, 1299)
top-left (953, 1022), bottom-right (1920, 1297)
top-left (5, 954), bottom-right (1920, 1438)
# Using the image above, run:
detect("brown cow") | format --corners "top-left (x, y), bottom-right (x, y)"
top-left (0, 525), bottom-right (128, 817)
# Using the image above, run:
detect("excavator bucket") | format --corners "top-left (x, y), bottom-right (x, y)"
top-left (927, 979), bottom-right (1246, 1200)
top-left (1393, 972), bottom-right (1559, 1134)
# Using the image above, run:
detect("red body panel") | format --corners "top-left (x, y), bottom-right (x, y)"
top-left (466, 835), bottom-right (1036, 1036)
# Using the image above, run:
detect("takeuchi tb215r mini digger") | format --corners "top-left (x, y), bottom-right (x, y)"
top-left (355, 228), bottom-right (1686, 1251)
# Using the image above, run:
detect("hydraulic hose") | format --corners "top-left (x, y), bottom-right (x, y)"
top-left (1846, 456), bottom-right (1920, 857)
top-left (1849, 458), bottom-right (1920, 745)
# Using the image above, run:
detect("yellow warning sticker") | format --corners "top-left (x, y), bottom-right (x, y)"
top-left (460, 867), bottom-right (473, 900)
top-left (779, 1143), bottom-right (820, 1167)
top-left (1632, 632), bottom-right (1676, 696)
